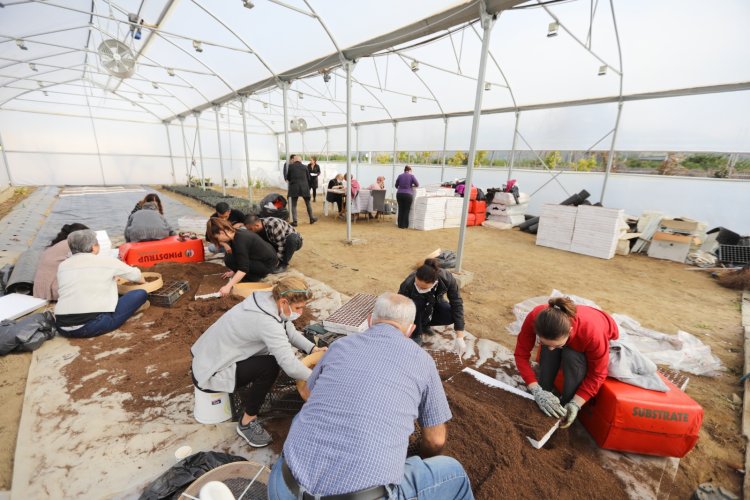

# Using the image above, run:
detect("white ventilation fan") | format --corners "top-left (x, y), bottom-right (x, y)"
top-left (289, 117), bottom-right (308, 132)
top-left (97, 39), bottom-right (136, 78)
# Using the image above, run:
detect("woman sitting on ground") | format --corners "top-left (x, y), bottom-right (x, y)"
top-left (326, 174), bottom-right (345, 215)
top-left (398, 258), bottom-right (465, 354)
top-left (33, 223), bottom-right (89, 301)
top-left (191, 277), bottom-right (327, 448)
top-left (54, 229), bottom-right (147, 338)
top-left (124, 201), bottom-right (174, 242)
top-left (130, 193), bottom-right (164, 216)
top-left (206, 217), bottom-right (278, 294)
top-left (514, 296), bottom-right (619, 429)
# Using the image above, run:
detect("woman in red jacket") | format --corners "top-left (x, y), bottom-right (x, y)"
top-left (514, 296), bottom-right (618, 428)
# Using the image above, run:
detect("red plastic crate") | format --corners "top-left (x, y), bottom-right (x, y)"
top-left (469, 200), bottom-right (486, 215)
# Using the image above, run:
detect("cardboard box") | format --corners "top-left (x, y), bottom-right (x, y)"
top-left (579, 375), bottom-right (703, 458)
top-left (647, 232), bottom-right (692, 263)
top-left (660, 218), bottom-right (700, 233)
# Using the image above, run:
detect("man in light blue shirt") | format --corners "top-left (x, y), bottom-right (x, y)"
top-left (269, 292), bottom-right (473, 500)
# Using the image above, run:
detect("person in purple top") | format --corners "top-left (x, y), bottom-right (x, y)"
top-left (394, 165), bottom-right (419, 229)
top-left (269, 292), bottom-right (474, 500)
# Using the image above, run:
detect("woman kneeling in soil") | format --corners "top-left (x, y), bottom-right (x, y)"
top-left (54, 229), bottom-right (147, 338)
top-left (514, 296), bottom-right (619, 428)
top-left (398, 258), bottom-right (466, 355)
top-left (191, 277), bottom-right (326, 448)
top-left (206, 217), bottom-right (279, 294)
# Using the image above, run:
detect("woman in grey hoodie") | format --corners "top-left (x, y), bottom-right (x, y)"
top-left (191, 276), bottom-right (326, 448)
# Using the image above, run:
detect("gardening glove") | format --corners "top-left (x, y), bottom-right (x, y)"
top-left (453, 337), bottom-right (467, 358)
top-left (530, 385), bottom-right (566, 419)
top-left (560, 401), bottom-right (581, 429)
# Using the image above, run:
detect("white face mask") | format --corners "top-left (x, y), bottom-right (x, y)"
top-left (414, 281), bottom-right (436, 294)
top-left (280, 301), bottom-right (301, 321)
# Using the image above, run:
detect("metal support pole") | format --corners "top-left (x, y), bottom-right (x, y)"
top-left (391, 122), bottom-right (397, 199)
top-left (194, 112), bottom-right (206, 191)
top-left (282, 81), bottom-right (290, 181)
top-left (178, 116), bottom-right (190, 185)
top-left (0, 130), bottom-right (14, 186)
top-left (163, 121), bottom-right (177, 185)
top-left (507, 110), bottom-right (520, 181)
top-left (599, 101), bottom-right (623, 204)
top-left (240, 97), bottom-right (253, 204)
top-left (345, 61), bottom-right (353, 242)
top-left (440, 116), bottom-right (448, 182)
top-left (325, 128), bottom-right (330, 161)
top-left (214, 106), bottom-right (226, 196)
top-left (355, 124), bottom-right (360, 180)
top-left (456, 9), bottom-right (496, 272)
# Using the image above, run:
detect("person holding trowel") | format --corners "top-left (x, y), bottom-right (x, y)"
top-left (514, 296), bottom-right (619, 428)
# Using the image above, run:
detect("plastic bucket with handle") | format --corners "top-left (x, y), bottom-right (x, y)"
top-left (193, 386), bottom-right (232, 424)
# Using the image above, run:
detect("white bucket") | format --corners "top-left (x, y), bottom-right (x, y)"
top-left (193, 386), bottom-right (231, 424)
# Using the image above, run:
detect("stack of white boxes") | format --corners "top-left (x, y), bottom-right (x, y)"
top-left (409, 197), bottom-right (447, 230)
top-left (535, 205), bottom-right (578, 251)
top-left (486, 192), bottom-right (530, 226)
top-left (570, 205), bottom-right (627, 259)
top-left (443, 198), bottom-right (465, 228)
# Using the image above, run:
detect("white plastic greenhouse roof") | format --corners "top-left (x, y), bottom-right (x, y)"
top-left (2, 0), bottom-right (749, 134)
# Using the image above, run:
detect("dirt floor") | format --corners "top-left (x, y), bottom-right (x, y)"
top-left (0, 185), bottom-right (745, 496)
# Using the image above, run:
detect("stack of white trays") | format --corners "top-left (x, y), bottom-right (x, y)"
top-left (443, 197), bottom-right (464, 228)
top-left (409, 197), bottom-right (447, 231)
top-left (322, 293), bottom-right (378, 335)
top-left (570, 206), bottom-right (626, 259)
top-left (535, 205), bottom-right (578, 251)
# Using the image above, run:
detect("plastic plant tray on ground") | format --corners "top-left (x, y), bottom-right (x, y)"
top-left (718, 244), bottom-right (750, 265)
top-left (322, 293), bottom-right (378, 334)
top-left (148, 280), bottom-right (189, 307)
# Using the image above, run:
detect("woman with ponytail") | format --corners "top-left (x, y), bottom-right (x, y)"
top-left (514, 296), bottom-right (619, 428)
top-left (397, 258), bottom-right (465, 354)
top-left (32, 223), bottom-right (89, 300)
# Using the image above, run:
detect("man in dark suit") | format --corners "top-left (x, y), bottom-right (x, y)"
top-left (286, 155), bottom-right (317, 227)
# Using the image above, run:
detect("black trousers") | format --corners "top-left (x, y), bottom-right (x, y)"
top-left (235, 355), bottom-right (281, 416)
top-left (290, 196), bottom-right (314, 223)
top-left (411, 297), bottom-right (454, 335)
top-left (281, 233), bottom-right (303, 266)
top-left (310, 187), bottom-right (318, 202)
top-left (224, 253), bottom-right (274, 282)
top-left (396, 193), bottom-right (413, 228)
top-left (326, 193), bottom-right (343, 213)
top-left (538, 346), bottom-right (587, 405)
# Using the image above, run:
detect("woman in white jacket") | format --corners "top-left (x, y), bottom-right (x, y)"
top-left (191, 276), bottom-right (326, 448)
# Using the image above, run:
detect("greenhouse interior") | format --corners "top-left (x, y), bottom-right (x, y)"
top-left (0, 0), bottom-right (748, 498)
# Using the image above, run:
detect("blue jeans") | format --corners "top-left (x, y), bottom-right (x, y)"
top-left (59, 290), bottom-right (148, 339)
top-left (268, 455), bottom-right (473, 500)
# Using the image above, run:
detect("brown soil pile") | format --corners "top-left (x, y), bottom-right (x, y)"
top-left (61, 262), bottom-right (242, 415)
top-left (716, 267), bottom-right (750, 290)
top-left (442, 372), bottom-right (627, 500)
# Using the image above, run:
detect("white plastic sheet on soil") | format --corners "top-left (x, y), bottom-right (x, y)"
top-left (506, 290), bottom-right (724, 377)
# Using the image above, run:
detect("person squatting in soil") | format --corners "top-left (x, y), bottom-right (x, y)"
top-left (244, 214), bottom-right (302, 274)
top-left (191, 277), bottom-right (327, 448)
top-left (205, 217), bottom-right (278, 292)
top-left (269, 292), bottom-right (474, 500)
top-left (514, 296), bottom-right (619, 428)
top-left (398, 258), bottom-right (466, 356)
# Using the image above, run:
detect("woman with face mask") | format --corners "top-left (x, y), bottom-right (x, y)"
top-left (191, 277), bottom-right (327, 448)
top-left (397, 258), bottom-right (465, 354)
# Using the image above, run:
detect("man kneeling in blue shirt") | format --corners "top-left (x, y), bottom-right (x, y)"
top-left (268, 292), bottom-right (474, 500)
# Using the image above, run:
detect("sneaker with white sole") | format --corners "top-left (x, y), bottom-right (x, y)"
top-left (236, 419), bottom-right (272, 448)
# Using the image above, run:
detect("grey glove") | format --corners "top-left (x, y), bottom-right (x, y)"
top-left (530, 385), bottom-right (566, 418)
top-left (560, 401), bottom-right (581, 429)
top-left (453, 337), bottom-right (466, 358)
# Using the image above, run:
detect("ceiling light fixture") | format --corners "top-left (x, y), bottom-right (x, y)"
top-left (412, 96), bottom-right (417, 103)
top-left (16, 39), bottom-right (28, 50)
top-left (263, 102), bottom-right (268, 109)
top-left (484, 82), bottom-right (491, 91)
top-left (242, 0), bottom-right (255, 8)
top-left (167, 68), bottom-right (175, 76)
top-left (152, 82), bottom-right (159, 89)
top-left (322, 111), bottom-right (326, 116)
top-left (37, 81), bottom-right (43, 87)
top-left (547, 22), bottom-right (559, 37)
top-left (29, 63), bottom-right (37, 71)
top-left (598, 65), bottom-right (607, 76)
top-left (193, 40), bottom-right (203, 53)
top-left (323, 71), bottom-right (331, 83)
top-left (298, 92), bottom-right (303, 100)
top-left (360, 105), bottom-right (365, 111)
top-left (411, 60), bottom-right (419, 72)
top-left (138, 92), bottom-right (144, 99)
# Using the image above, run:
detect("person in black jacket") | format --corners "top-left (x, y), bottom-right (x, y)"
top-left (307, 156), bottom-right (321, 202)
top-left (206, 218), bottom-right (278, 294)
top-left (210, 201), bottom-right (246, 229)
top-left (286, 155), bottom-right (317, 227)
top-left (398, 258), bottom-right (466, 355)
